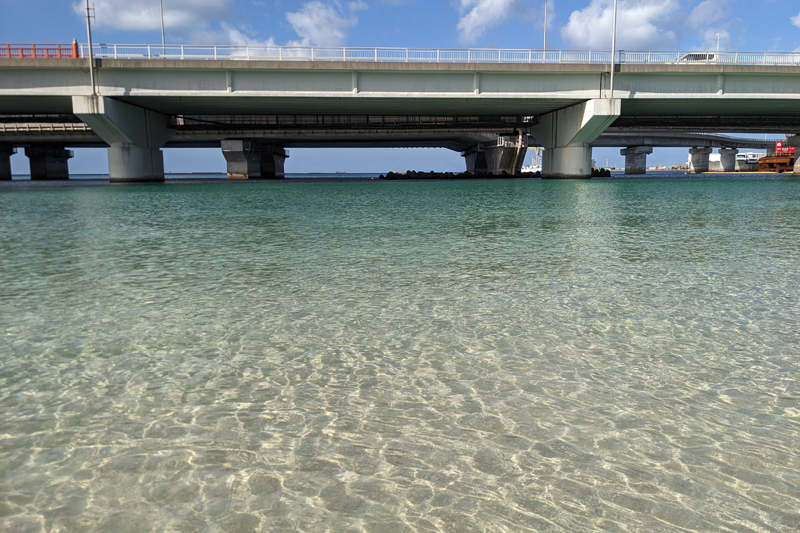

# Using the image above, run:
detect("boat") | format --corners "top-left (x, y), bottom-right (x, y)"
top-left (521, 147), bottom-right (543, 173)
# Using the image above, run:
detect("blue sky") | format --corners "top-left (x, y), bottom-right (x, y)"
top-left (4, 0), bottom-right (798, 174)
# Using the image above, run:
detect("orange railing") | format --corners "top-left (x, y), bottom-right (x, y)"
top-left (0, 43), bottom-right (79, 59)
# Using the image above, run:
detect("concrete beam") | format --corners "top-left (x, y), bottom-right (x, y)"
top-left (25, 145), bottom-right (72, 180)
top-left (689, 147), bottom-right (713, 173)
top-left (72, 96), bottom-right (171, 183)
top-left (531, 98), bottom-right (620, 179)
top-left (620, 146), bottom-right (652, 174)
top-left (0, 145), bottom-right (15, 180)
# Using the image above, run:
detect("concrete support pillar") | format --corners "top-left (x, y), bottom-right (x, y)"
top-left (73, 96), bottom-right (171, 183)
top-left (463, 148), bottom-right (488, 173)
top-left (718, 148), bottom-right (738, 172)
top-left (0, 145), bottom-right (15, 180)
top-left (261, 147), bottom-right (288, 179)
top-left (25, 145), bottom-right (73, 180)
top-left (222, 140), bottom-right (262, 179)
top-left (620, 146), bottom-right (653, 175)
top-left (485, 135), bottom-right (527, 175)
top-left (463, 134), bottom-right (528, 175)
top-left (689, 147), bottom-right (712, 173)
top-left (531, 98), bottom-right (620, 179)
top-left (221, 140), bottom-right (288, 179)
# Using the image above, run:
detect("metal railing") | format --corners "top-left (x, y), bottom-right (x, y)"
top-left (72, 44), bottom-right (617, 63)
top-left (1, 43), bottom-right (77, 59)
top-left (3, 43), bottom-right (800, 66)
top-left (618, 50), bottom-right (800, 66)
top-left (0, 122), bottom-right (93, 133)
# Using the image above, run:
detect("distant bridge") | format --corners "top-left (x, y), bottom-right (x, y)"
top-left (1, 45), bottom-right (800, 180)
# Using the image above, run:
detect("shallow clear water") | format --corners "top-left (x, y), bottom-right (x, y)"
top-left (1, 176), bottom-right (799, 532)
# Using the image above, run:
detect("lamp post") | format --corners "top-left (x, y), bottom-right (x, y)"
top-left (84, 0), bottom-right (96, 95)
top-left (160, 0), bottom-right (166, 52)
top-left (716, 33), bottom-right (720, 53)
top-left (543, 0), bottom-right (547, 52)
top-left (609, 0), bottom-right (618, 97)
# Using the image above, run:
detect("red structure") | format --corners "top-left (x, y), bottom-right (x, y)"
top-left (0, 43), bottom-right (78, 59)
top-left (776, 140), bottom-right (795, 154)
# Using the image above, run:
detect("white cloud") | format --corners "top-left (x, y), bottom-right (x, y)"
top-left (349, 0), bottom-right (369, 11)
top-left (560, 0), bottom-right (678, 50)
top-left (72, 0), bottom-right (232, 36)
top-left (791, 11), bottom-right (800, 28)
top-left (456, 0), bottom-right (517, 44)
top-left (286, 2), bottom-right (358, 46)
top-left (689, 0), bottom-right (725, 28)
top-left (222, 23), bottom-right (276, 47)
top-left (71, 0), bottom-right (282, 46)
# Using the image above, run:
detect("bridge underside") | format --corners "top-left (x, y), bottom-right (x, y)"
top-left (4, 95), bottom-right (800, 133)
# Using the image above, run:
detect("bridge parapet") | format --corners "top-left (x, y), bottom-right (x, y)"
top-left (4, 43), bottom-right (800, 66)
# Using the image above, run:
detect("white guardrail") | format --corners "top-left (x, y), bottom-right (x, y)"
top-left (77, 45), bottom-right (800, 66)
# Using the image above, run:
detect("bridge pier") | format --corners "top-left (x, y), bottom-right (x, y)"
top-left (485, 135), bottom-right (527, 175)
top-left (532, 99), bottom-right (620, 179)
top-left (222, 140), bottom-right (262, 179)
top-left (463, 147), bottom-right (488, 173)
top-left (261, 146), bottom-right (288, 178)
top-left (719, 148), bottom-right (738, 172)
top-left (221, 140), bottom-right (288, 179)
top-left (689, 147), bottom-right (712, 173)
top-left (25, 145), bottom-right (73, 180)
top-left (0, 145), bottom-right (15, 180)
top-left (620, 146), bottom-right (652, 174)
top-left (73, 96), bottom-right (171, 183)
top-left (463, 135), bottom-right (527, 175)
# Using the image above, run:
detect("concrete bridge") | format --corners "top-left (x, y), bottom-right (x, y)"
top-left (2, 46), bottom-right (800, 181)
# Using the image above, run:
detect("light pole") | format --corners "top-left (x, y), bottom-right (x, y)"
top-left (715, 33), bottom-right (720, 53)
top-left (609, 0), bottom-right (618, 98)
top-left (84, 0), bottom-right (96, 95)
top-left (543, 0), bottom-right (547, 52)
top-left (160, 0), bottom-right (166, 52)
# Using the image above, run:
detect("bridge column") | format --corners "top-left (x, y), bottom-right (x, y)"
top-left (0, 145), bottom-right (15, 180)
top-left (222, 140), bottom-right (263, 179)
top-left (221, 141), bottom-right (288, 179)
top-left (689, 147), bottom-right (712, 173)
top-left (718, 148), bottom-right (738, 172)
top-left (463, 135), bottom-right (528, 175)
top-left (531, 99), bottom-right (620, 179)
top-left (261, 146), bottom-right (288, 178)
top-left (485, 134), bottom-right (527, 175)
top-left (463, 147), bottom-right (488, 173)
top-left (25, 145), bottom-right (73, 180)
top-left (72, 96), bottom-right (171, 183)
top-left (620, 146), bottom-right (652, 174)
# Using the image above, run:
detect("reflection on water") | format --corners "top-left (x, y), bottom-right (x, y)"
top-left (1, 177), bottom-right (800, 532)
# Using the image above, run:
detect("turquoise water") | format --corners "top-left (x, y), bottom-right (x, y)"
top-left (1, 177), bottom-right (799, 532)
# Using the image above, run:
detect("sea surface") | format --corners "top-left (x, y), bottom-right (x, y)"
top-left (1, 174), bottom-right (799, 532)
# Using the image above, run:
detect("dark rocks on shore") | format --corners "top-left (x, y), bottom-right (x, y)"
top-left (379, 170), bottom-right (542, 180)
top-left (379, 168), bottom-right (612, 180)
top-left (592, 168), bottom-right (612, 177)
